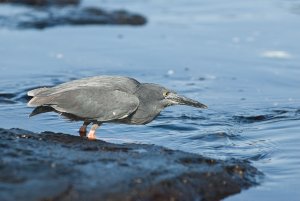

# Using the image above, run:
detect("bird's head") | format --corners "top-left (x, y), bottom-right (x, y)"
top-left (162, 89), bottom-right (207, 109)
top-left (138, 84), bottom-right (207, 109)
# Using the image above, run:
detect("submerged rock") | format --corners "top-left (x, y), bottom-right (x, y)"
top-left (0, 128), bottom-right (262, 201)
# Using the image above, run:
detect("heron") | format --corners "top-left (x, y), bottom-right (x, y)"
top-left (27, 76), bottom-right (207, 140)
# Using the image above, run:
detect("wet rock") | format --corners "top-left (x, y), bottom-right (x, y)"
top-left (0, 6), bottom-right (147, 29)
top-left (0, 0), bottom-right (147, 29)
top-left (0, 0), bottom-right (79, 7)
top-left (0, 128), bottom-right (262, 201)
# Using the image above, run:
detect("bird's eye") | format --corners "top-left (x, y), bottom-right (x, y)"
top-left (163, 91), bottom-right (170, 97)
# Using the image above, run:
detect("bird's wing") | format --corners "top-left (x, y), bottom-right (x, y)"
top-left (29, 87), bottom-right (139, 122)
top-left (29, 76), bottom-right (140, 97)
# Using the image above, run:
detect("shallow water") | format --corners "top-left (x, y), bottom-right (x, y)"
top-left (1, 0), bottom-right (300, 200)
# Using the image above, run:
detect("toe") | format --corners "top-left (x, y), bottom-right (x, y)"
top-left (87, 131), bottom-right (96, 140)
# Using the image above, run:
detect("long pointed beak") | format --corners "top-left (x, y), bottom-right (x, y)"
top-left (166, 93), bottom-right (208, 109)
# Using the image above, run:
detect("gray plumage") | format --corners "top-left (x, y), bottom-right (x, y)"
top-left (28, 76), bottom-right (207, 139)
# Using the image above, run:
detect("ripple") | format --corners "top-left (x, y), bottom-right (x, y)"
top-left (0, 93), bottom-right (15, 98)
top-left (157, 113), bottom-right (207, 121)
top-left (233, 109), bottom-right (299, 124)
top-left (247, 152), bottom-right (272, 161)
top-left (149, 124), bottom-right (198, 131)
top-left (0, 93), bottom-right (17, 104)
top-left (0, 99), bottom-right (17, 104)
top-left (188, 131), bottom-right (244, 141)
top-left (233, 115), bottom-right (273, 123)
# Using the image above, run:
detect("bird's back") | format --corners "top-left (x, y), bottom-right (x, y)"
top-left (28, 76), bottom-right (141, 98)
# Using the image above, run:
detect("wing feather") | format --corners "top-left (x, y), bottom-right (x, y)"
top-left (29, 87), bottom-right (139, 122)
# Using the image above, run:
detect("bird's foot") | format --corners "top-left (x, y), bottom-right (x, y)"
top-left (87, 130), bottom-right (97, 140)
top-left (79, 126), bottom-right (87, 137)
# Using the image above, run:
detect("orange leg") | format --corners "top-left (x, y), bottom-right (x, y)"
top-left (87, 123), bottom-right (100, 140)
top-left (79, 121), bottom-right (90, 137)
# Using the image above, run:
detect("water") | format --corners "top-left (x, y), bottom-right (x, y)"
top-left (1, 0), bottom-right (300, 200)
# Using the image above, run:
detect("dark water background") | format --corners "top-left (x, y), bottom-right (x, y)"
top-left (1, 0), bottom-right (300, 200)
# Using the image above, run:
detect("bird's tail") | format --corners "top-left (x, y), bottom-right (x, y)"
top-left (29, 106), bottom-right (54, 117)
top-left (27, 87), bottom-right (49, 97)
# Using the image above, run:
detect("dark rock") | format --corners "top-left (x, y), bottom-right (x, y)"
top-left (0, 6), bottom-right (147, 29)
top-left (0, 128), bottom-right (262, 201)
top-left (0, 3), bottom-right (147, 29)
top-left (0, 0), bottom-right (79, 7)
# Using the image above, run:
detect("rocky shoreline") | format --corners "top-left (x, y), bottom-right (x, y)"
top-left (0, 128), bottom-right (262, 201)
